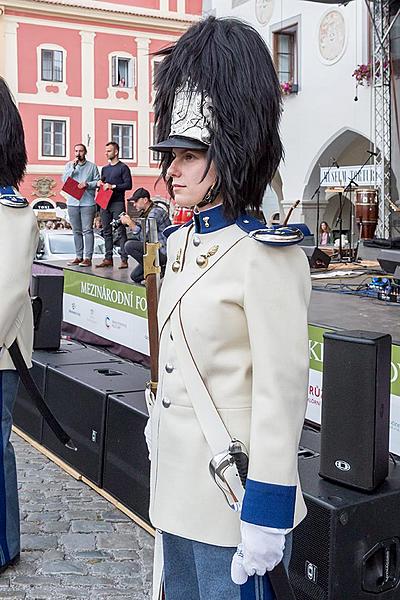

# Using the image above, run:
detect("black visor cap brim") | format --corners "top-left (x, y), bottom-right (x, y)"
top-left (149, 135), bottom-right (209, 153)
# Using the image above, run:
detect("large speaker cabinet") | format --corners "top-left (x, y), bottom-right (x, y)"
top-left (31, 273), bottom-right (64, 350)
top-left (290, 429), bottom-right (400, 600)
top-left (103, 392), bottom-right (150, 524)
top-left (42, 361), bottom-right (150, 486)
top-left (13, 355), bottom-right (47, 442)
top-left (13, 341), bottom-right (121, 443)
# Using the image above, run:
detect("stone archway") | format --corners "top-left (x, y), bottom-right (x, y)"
top-left (301, 128), bottom-right (374, 240)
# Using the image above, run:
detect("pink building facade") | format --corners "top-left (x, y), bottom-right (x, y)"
top-left (0, 0), bottom-right (201, 205)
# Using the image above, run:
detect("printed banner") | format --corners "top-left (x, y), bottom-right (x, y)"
top-left (63, 270), bottom-right (149, 355)
top-left (319, 164), bottom-right (376, 188)
top-left (307, 325), bottom-right (400, 455)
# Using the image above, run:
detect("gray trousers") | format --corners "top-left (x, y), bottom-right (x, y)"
top-left (68, 205), bottom-right (96, 259)
top-left (100, 201), bottom-right (128, 261)
top-left (0, 370), bottom-right (20, 566)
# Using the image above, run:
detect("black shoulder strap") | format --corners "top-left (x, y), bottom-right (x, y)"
top-left (8, 340), bottom-right (77, 451)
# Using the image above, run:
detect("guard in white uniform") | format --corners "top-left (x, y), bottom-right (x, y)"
top-left (0, 78), bottom-right (39, 573)
top-left (147, 17), bottom-right (311, 600)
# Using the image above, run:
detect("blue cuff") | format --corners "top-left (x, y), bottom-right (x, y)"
top-left (241, 479), bottom-right (296, 529)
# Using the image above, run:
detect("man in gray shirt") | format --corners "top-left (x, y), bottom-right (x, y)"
top-left (62, 143), bottom-right (100, 266)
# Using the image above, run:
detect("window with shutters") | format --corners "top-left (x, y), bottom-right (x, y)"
top-left (41, 49), bottom-right (63, 82)
top-left (111, 56), bottom-right (135, 88)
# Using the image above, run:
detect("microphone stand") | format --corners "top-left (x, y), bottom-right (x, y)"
top-left (311, 158), bottom-right (337, 248)
top-left (334, 191), bottom-right (345, 262)
top-left (343, 153), bottom-right (375, 260)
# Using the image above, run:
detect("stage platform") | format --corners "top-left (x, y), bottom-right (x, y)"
top-left (33, 258), bottom-right (135, 283)
top-left (36, 258), bottom-right (400, 345)
top-left (308, 261), bottom-right (400, 344)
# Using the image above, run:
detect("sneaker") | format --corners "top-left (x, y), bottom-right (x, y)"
top-left (79, 259), bottom-right (92, 267)
top-left (67, 257), bottom-right (83, 266)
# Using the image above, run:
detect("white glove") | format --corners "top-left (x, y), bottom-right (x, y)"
top-left (231, 522), bottom-right (286, 585)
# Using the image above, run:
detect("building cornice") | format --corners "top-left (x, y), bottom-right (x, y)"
top-left (3, 0), bottom-right (200, 30)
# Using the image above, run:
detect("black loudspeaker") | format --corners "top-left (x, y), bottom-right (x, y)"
top-left (103, 392), bottom-right (150, 524)
top-left (377, 249), bottom-right (400, 274)
top-left (13, 341), bottom-right (121, 443)
top-left (300, 246), bottom-right (331, 269)
top-left (31, 273), bottom-right (64, 349)
top-left (13, 358), bottom-right (46, 442)
top-left (320, 330), bottom-right (391, 492)
top-left (290, 436), bottom-right (400, 600)
top-left (42, 361), bottom-right (149, 485)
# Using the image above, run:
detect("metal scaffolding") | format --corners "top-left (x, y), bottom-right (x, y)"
top-left (372, 0), bottom-right (392, 237)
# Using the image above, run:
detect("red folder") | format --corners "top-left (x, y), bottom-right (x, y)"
top-left (96, 185), bottom-right (113, 209)
top-left (62, 177), bottom-right (85, 200)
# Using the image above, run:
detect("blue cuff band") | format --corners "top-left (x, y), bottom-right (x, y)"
top-left (241, 479), bottom-right (296, 529)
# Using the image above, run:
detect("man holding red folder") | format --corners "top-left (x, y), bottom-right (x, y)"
top-left (95, 141), bottom-right (132, 269)
top-left (62, 143), bottom-right (100, 267)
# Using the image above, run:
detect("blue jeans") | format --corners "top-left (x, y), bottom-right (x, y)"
top-left (68, 205), bottom-right (96, 259)
top-left (162, 532), bottom-right (293, 600)
top-left (0, 370), bottom-right (20, 566)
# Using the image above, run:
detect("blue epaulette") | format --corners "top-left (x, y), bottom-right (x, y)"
top-left (236, 215), bottom-right (304, 246)
top-left (0, 186), bottom-right (29, 208)
top-left (164, 219), bottom-right (193, 240)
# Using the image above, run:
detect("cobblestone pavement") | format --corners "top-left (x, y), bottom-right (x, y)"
top-left (1, 432), bottom-right (154, 600)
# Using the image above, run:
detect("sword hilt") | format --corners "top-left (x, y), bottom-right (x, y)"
top-left (229, 440), bottom-right (249, 488)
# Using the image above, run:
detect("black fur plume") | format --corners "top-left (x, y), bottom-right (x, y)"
top-left (0, 77), bottom-right (27, 189)
top-left (153, 16), bottom-right (283, 219)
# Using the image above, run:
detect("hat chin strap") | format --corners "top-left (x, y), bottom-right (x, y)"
top-left (194, 183), bottom-right (220, 212)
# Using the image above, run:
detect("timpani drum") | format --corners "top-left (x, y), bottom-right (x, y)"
top-left (355, 189), bottom-right (378, 240)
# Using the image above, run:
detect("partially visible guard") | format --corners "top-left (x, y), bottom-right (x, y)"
top-left (0, 77), bottom-right (39, 573)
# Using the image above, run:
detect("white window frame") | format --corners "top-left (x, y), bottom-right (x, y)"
top-left (108, 52), bottom-right (137, 100)
top-left (108, 120), bottom-right (137, 163)
top-left (149, 120), bottom-right (160, 165)
top-left (151, 57), bottom-right (163, 103)
top-left (38, 115), bottom-right (70, 161)
top-left (36, 44), bottom-right (67, 94)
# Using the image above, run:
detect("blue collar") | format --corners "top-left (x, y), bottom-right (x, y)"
top-left (0, 186), bottom-right (29, 208)
top-left (0, 186), bottom-right (15, 196)
top-left (193, 204), bottom-right (235, 234)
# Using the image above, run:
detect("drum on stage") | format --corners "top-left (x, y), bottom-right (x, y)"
top-left (355, 189), bottom-right (378, 240)
top-left (173, 206), bottom-right (193, 225)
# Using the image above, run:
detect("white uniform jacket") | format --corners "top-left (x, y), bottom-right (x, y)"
top-left (149, 204), bottom-right (311, 547)
top-left (0, 188), bottom-right (39, 370)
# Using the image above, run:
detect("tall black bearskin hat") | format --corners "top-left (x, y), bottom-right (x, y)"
top-left (150, 16), bottom-right (283, 219)
top-left (0, 77), bottom-right (27, 188)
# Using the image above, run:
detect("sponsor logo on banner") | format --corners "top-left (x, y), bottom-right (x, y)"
top-left (63, 270), bottom-right (149, 355)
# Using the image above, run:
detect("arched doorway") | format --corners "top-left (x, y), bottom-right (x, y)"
top-left (302, 128), bottom-right (375, 245)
